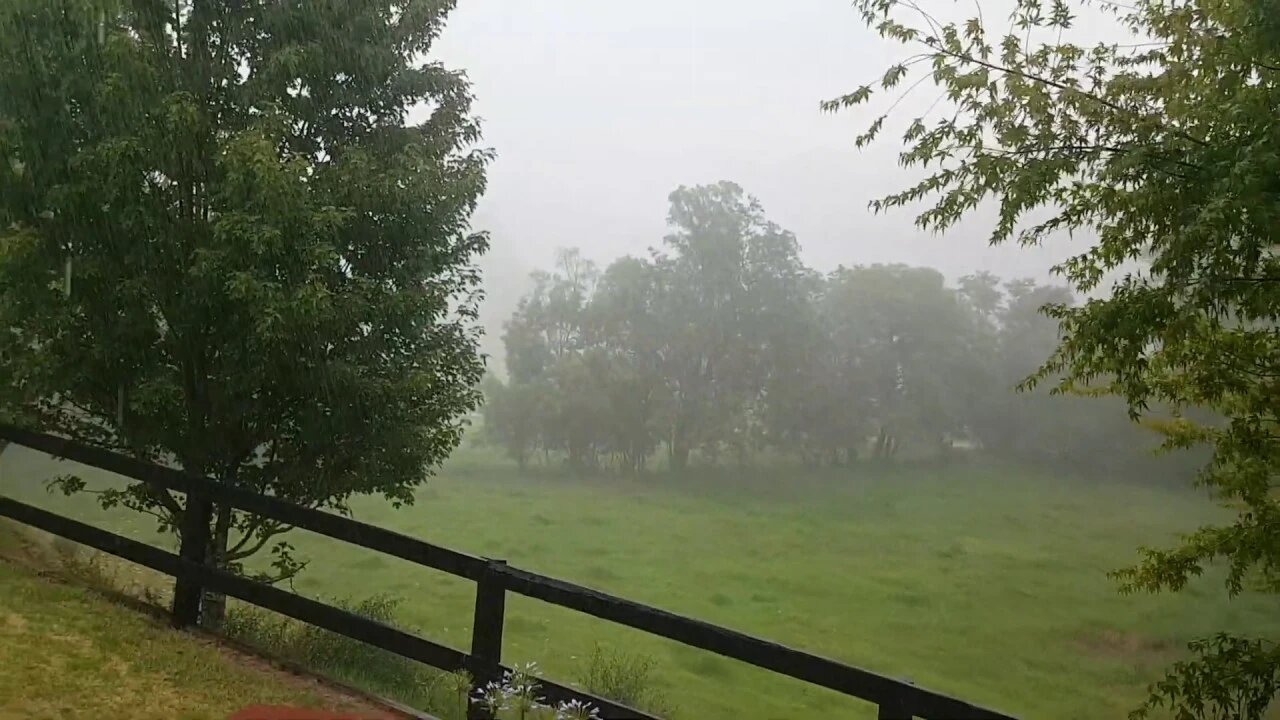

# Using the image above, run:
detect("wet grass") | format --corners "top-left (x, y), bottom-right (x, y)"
top-left (0, 552), bottom-right (384, 719)
top-left (2, 444), bottom-right (1276, 719)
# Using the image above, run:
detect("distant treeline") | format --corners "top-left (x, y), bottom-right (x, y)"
top-left (481, 181), bottom-right (1196, 479)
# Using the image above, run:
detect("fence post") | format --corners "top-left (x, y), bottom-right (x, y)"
top-left (468, 559), bottom-right (507, 720)
top-left (877, 678), bottom-right (914, 720)
top-left (171, 494), bottom-right (211, 628)
top-left (877, 702), bottom-right (912, 720)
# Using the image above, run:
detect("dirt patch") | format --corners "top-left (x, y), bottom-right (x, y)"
top-left (213, 645), bottom-right (404, 719)
top-left (2, 612), bottom-right (26, 632)
top-left (229, 708), bottom-right (400, 720)
top-left (1077, 629), bottom-right (1178, 665)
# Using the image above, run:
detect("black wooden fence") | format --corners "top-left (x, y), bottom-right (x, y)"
top-left (0, 424), bottom-right (1018, 720)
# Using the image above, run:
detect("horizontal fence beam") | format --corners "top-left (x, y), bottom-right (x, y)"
top-left (0, 495), bottom-right (182, 576)
top-left (496, 559), bottom-right (1012, 720)
top-left (0, 424), bottom-right (487, 580)
top-left (0, 496), bottom-right (654, 720)
top-left (0, 497), bottom-right (468, 671)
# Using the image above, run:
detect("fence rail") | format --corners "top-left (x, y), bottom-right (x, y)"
top-left (0, 424), bottom-right (1018, 720)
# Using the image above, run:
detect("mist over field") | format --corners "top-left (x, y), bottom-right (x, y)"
top-left (429, 1), bottom-right (1143, 371)
top-left (1, 1), bottom-right (1277, 720)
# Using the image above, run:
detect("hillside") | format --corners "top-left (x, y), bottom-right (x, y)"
top-left (0, 540), bottom-right (401, 720)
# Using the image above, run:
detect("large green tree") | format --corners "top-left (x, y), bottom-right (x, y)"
top-left (0, 0), bottom-right (488, 625)
top-left (830, 0), bottom-right (1280, 714)
top-left (587, 256), bottom-right (669, 473)
top-left (822, 264), bottom-right (984, 459)
top-left (653, 182), bottom-right (798, 469)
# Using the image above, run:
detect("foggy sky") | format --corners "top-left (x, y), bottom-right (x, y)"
top-left (429, 0), bottom-right (1121, 330)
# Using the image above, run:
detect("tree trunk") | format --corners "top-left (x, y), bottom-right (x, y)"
top-left (875, 427), bottom-right (895, 460)
top-left (669, 413), bottom-right (692, 472)
top-left (670, 443), bottom-right (690, 471)
top-left (200, 503), bottom-right (233, 632)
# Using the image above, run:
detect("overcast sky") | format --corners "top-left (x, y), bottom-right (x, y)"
top-left (429, 0), bottom-right (1112, 331)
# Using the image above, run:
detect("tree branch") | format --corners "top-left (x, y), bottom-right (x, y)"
top-left (226, 520), bottom-right (294, 562)
top-left (143, 484), bottom-right (183, 517)
top-left (926, 42), bottom-right (1212, 149)
top-left (77, 488), bottom-right (173, 526)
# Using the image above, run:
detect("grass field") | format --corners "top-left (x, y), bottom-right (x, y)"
top-left (0, 535), bottom-right (395, 719)
top-left (1, 443), bottom-right (1276, 720)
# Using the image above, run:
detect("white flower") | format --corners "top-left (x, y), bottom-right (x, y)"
top-left (470, 679), bottom-right (511, 714)
top-left (503, 662), bottom-right (544, 716)
top-left (555, 699), bottom-right (603, 720)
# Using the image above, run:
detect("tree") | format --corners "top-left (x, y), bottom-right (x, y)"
top-left (480, 376), bottom-right (543, 470)
top-left (739, 220), bottom-right (824, 464)
top-left (588, 256), bottom-right (668, 473)
top-left (0, 0), bottom-right (488, 627)
top-left (830, 0), bottom-right (1280, 714)
top-left (487, 179), bottom-right (821, 476)
top-left (963, 278), bottom-right (1160, 472)
top-left (820, 265), bottom-right (986, 459)
top-left (652, 182), bottom-right (782, 470)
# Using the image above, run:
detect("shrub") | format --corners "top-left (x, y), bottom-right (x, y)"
top-left (220, 596), bottom-right (675, 720)
top-left (49, 536), bottom-right (119, 593)
top-left (577, 643), bottom-right (674, 717)
top-left (222, 595), bottom-right (453, 711)
top-left (1131, 635), bottom-right (1280, 720)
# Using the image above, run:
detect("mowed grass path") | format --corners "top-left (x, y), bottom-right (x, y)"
top-left (0, 550), bottom-right (390, 719)
top-left (2, 445), bottom-right (1276, 719)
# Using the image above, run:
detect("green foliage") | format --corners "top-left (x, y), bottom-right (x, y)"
top-left (222, 595), bottom-right (452, 711)
top-left (832, 0), bottom-right (1280, 715)
top-left (577, 644), bottom-right (674, 717)
top-left (222, 597), bottom-right (670, 719)
top-left (0, 0), bottom-right (488, 586)
top-left (1130, 635), bottom-right (1280, 720)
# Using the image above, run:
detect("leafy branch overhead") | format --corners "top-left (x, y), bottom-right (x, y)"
top-left (828, 0), bottom-right (1280, 716)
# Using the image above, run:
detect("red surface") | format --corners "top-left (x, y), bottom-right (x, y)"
top-left (227, 706), bottom-right (389, 720)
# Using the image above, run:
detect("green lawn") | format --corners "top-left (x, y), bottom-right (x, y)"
top-left (1, 444), bottom-right (1274, 720)
top-left (0, 547), bottom-right (392, 719)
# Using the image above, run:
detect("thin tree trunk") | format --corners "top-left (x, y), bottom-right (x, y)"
top-left (670, 443), bottom-right (690, 471)
top-left (669, 412), bottom-right (692, 472)
top-left (200, 503), bottom-right (233, 631)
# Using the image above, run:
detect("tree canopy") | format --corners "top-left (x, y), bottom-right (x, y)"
top-left (0, 0), bottom-right (489, 623)
top-left (483, 181), bottom-right (1186, 482)
top-left (828, 0), bottom-right (1280, 715)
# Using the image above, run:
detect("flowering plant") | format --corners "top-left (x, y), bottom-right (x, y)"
top-left (469, 663), bottom-right (603, 720)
